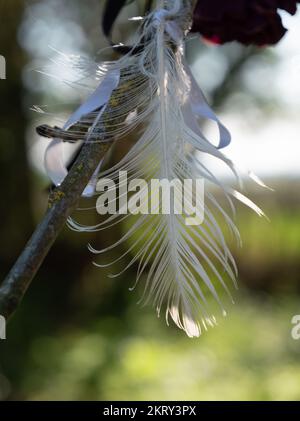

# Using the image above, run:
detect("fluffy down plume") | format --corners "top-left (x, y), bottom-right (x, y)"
top-left (39, 0), bottom-right (265, 337)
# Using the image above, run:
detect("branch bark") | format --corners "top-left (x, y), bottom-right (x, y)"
top-left (0, 139), bottom-right (113, 319)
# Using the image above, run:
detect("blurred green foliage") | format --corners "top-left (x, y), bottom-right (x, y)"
top-left (4, 293), bottom-right (300, 401)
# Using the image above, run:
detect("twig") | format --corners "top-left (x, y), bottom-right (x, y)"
top-left (0, 138), bottom-right (113, 319)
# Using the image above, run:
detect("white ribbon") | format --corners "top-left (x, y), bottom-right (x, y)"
top-left (152, 4), bottom-right (183, 44)
top-left (184, 62), bottom-right (231, 149)
top-left (44, 69), bottom-right (120, 195)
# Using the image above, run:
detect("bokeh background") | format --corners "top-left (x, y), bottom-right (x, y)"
top-left (0, 0), bottom-right (300, 400)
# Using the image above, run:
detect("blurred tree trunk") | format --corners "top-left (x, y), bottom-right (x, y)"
top-left (0, 0), bottom-right (34, 277)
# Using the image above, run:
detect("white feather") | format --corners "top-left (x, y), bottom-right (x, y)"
top-left (52, 0), bottom-right (265, 337)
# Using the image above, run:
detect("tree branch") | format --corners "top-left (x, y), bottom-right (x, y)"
top-left (0, 138), bottom-right (113, 319)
